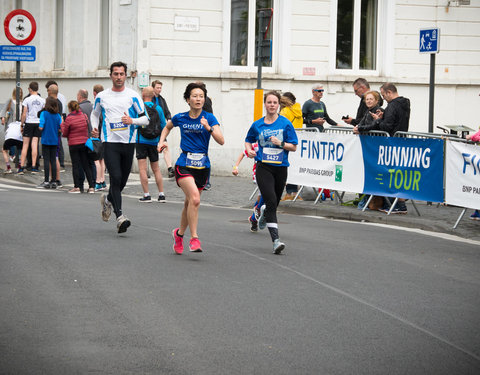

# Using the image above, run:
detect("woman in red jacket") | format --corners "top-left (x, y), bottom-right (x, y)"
top-left (62, 100), bottom-right (95, 193)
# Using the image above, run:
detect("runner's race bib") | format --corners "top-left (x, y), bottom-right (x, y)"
top-left (186, 152), bottom-right (207, 169)
top-left (109, 118), bottom-right (127, 132)
top-left (262, 147), bottom-right (284, 164)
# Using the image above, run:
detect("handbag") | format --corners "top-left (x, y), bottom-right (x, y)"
top-left (85, 137), bottom-right (102, 156)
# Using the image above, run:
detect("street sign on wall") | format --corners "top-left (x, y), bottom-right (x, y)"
top-left (3, 9), bottom-right (37, 45)
top-left (0, 45), bottom-right (35, 61)
top-left (419, 28), bottom-right (440, 54)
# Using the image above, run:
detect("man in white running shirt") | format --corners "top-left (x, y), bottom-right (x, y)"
top-left (90, 61), bottom-right (149, 233)
top-left (18, 81), bottom-right (45, 174)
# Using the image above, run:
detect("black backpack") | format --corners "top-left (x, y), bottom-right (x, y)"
top-left (139, 104), bottom-right (162, 139)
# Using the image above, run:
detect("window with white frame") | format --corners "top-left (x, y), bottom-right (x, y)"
top-left (229, 0), bottom-right (273, 68)
top-left (336, 0), bottom-right (378, 71)
top-left (54, 0), bottom-right (64, 69)
top-left (99, 0), bottom-right (110, 68)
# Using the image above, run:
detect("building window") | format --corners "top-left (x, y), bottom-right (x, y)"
top-left (229, 0), bottom-right (273, 68)
top-left (336, 0), bottom-right (377, 70)
top-left (99, 0), bottom-right (110, 68)
top-left (54, 0), bottom-right (64, 69)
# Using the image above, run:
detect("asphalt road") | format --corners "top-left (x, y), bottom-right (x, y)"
top-left (1, 179), bottom-right (479, 374)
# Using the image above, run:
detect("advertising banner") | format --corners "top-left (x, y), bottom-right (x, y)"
top-left (360, 136), bottom-right (444, 202)
top-left (445, 141), bottom-right (480, 210)
top-left (287, 131), bottom-right (364, 193)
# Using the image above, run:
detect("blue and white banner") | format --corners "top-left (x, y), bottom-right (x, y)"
top-left (288, 132), bottom-right (445, 202)
top-left (360, 136), bottom-right (444, 202)
top-left (287, 131), bottom-right (364, 193)
top-left (445, 140), bottom-right (480, 210)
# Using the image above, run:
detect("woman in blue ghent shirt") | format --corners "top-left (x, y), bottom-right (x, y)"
top-left (245, 91), bottom-right (298, 254)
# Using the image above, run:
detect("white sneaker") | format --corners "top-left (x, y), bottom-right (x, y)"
top-left (100, 193), bottom-right (112, 222)
top-left (117, 215), bottom-right (131, 233)
top-left (273, 239), bottom-right (285, 255)
top-left (258, 205), bottom-right (267, 230)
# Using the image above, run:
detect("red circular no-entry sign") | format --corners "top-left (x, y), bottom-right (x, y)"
top-left (4, 9), bottom-right (36, 45)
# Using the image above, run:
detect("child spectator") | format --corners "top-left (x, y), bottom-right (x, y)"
top-left (232, 142), bottom-right (264, 232)
top-left (2, 121), bottom-right (23, 173)
top-left (37, 97), bottom-right (62, 189)
top-left (466, 128), bottom-right (480, 220)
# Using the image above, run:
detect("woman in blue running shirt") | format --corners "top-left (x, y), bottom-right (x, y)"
top-left (158, 82), bottom-right (224, 254)
top-left (245, 91), bottom-right (298, 254)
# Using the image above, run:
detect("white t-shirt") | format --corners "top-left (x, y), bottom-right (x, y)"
top-left (58, 92), bottom-right (67, 115)
top-left (91, 87), bottom-right (145, 144)
top-left (22, 94), bottom-right (45, 124)
top-left (5, 121), bottom-right (23, 141)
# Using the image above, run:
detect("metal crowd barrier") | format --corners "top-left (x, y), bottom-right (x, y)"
top-left (361, 130), bottom-right (390, 212)
top-left (442, 136), bottom-right (477, 229)
top-left (250, 127), bottom-right (320, 201)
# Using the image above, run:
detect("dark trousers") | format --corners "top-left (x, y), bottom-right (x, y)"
top-left (69, 144), bottom-right (95, 191)
top-left (42, 145), bottom-right (57, 182)
top-left (103, 142), bottom-right (135, 218)
top-left (58, 139), bottom-right (65, 167)
top-left (256, 162), bottom-right (288, 224)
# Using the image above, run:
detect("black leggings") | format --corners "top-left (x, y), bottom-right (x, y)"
top-left (103, 142), bottom-right (135, 218)
top-left (42, 144), bottom-right (57, 182)
top-left (69, 144), bottom-right (94, 190)
top-left (256, 162), bottom-right (288, 224)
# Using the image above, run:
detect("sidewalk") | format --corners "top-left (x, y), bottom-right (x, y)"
top-left (2, 163), bottom-right (479, 242)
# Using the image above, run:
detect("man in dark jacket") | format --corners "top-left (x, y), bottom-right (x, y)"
top-left (373, 82), bottom-right (411, 214)
top-left (344, 78), bottom-right (370, 125)
top-left (373, 83), bottom-right (410, 136)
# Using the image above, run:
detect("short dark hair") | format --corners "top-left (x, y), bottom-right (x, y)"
top-left (45, 96), bottom-right (59, 114)
top-left (93, 84), bottom-right (104, 95)
top-left (151, 80), bottom-right (163, 88)
top-left (29, 81), bottom-right (39, 92)
top-left (380, 82), bottom-right (398, 93)
top-left (45, 80), bottom-right (58, 89)
top-left (353, 78), bottom-right (369, 89)
top-left (264, 90), bottom-right (281, 103)
top-left (183, 82), bottom-right (207, 102)
top-left (109, 61), bottom-right (127, 75)
top-left (78, 89), bottom-right (88, 99)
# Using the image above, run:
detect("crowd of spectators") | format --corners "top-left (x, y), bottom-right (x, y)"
top-left (1, 76), bottom-right (478, 220)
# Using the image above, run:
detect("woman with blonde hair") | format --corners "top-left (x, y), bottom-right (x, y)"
top-left (1, 87), bottom-right (24, 165)
top-left (352, 90), bottom-right (384, 134)
top-left (280, 91), bottom-right (302, 200)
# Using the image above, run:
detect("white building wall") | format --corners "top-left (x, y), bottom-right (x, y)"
top-left (1, 0), bottom-right (479, 175)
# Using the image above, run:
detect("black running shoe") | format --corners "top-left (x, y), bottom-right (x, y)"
top-left (248, 216), bottom-right (258, 232)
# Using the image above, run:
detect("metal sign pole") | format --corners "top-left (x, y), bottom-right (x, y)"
top-left (15, 60), bottom-right (20, 121)
top-left (428, 53), bottom-right (435, 133)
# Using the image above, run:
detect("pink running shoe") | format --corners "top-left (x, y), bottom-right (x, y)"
top-left (172, 228), bottom-right (184, 254)
top-left (189, 237), bottom-right (203, 253)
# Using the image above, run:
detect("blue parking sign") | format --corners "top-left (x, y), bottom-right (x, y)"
top-left (419, 28), bottom-right (440, 54)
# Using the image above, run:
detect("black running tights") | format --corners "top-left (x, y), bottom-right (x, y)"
top-left (103, 142), bottom-right (135, 218)
top-left (255, 162), bottom-right (288, 224)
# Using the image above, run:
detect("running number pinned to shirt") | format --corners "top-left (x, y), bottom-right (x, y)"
top-left (262, 147), bottom-right (284, 164)
top-left (109, 117), bottom-right (127, 132)
top-left (186, 152), bottom-right (207, 169)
